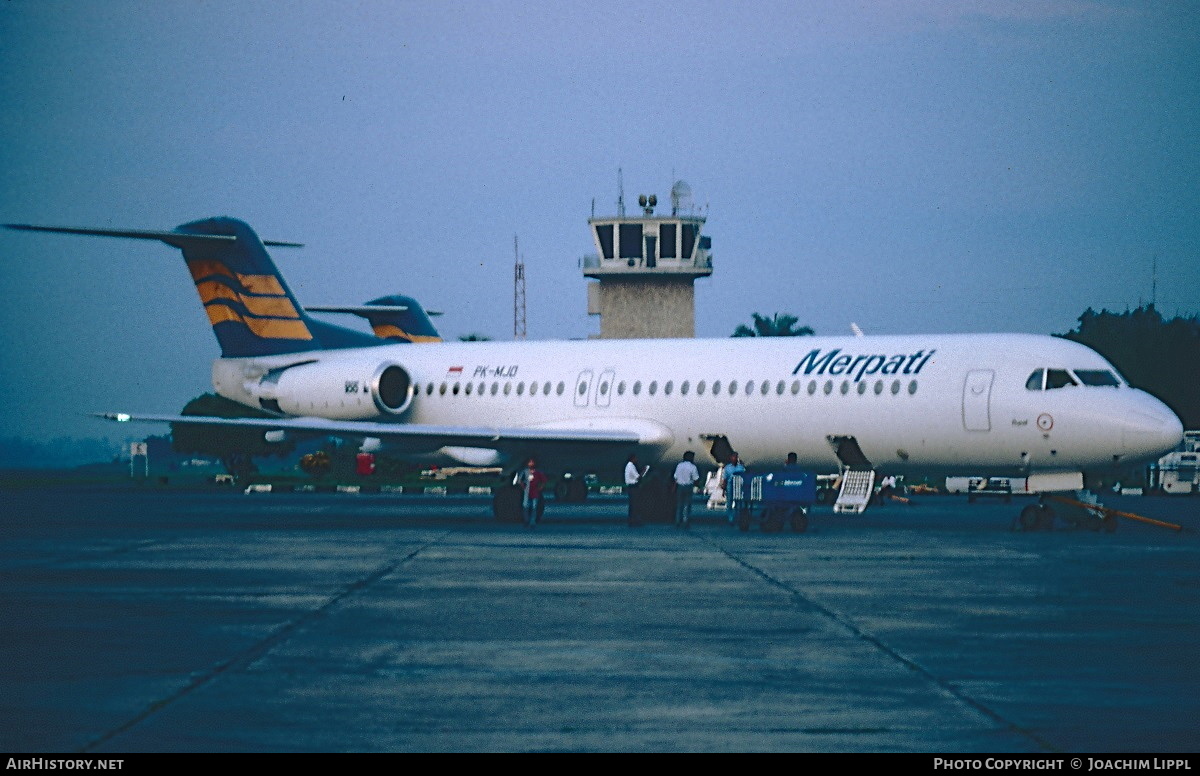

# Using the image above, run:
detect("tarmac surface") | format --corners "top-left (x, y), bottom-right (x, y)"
top-left (1, 484), bottom-right (1198, 753)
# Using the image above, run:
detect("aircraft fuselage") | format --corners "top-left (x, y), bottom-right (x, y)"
top-left (211, 332), bottom-right (1183, 477)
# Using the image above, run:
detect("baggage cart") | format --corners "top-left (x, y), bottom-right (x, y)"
top-left (728, 469), bottom-right (817, 533)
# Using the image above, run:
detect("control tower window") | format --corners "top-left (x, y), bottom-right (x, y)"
top-left (659, 223), bottom-right (677, 258)
top-left (681, 224), bottom-right (697, 259)
top-left (619, 224), bottom-right (643, 259)
top-left (595, 224), bottom-right (614, 259)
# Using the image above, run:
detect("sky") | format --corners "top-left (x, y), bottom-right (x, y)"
top-left (1, 0), bottom-right (1197, 442)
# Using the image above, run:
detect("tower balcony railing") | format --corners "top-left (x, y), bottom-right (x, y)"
top-left (581, 250), bottom-right (713, 276)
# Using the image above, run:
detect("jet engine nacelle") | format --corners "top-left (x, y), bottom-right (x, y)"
top-left (256, 360), bottom-right (414, 420)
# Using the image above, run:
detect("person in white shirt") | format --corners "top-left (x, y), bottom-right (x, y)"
top-left (672, 451), bottom-right (701, 528)
top-left (624, 453), bottom-right (648, 526)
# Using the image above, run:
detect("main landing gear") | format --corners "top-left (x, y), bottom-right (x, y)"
top-left (1011, 495), bottom-right (1119, 533)
top-left (1015, 502), bottom-right (1056, 532)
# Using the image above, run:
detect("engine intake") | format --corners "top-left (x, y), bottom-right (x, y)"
top-left (372, 363), bottom-right (413, 415)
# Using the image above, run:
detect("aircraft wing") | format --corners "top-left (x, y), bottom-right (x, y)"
top-left (96, 412), bottom-right (653, 451)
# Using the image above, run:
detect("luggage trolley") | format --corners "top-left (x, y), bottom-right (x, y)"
top-left (728, 469), bottom-right (817, 533)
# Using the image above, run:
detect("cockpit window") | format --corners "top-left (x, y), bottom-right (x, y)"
top-left (1073, 369), bottom-right (1121, 387)
top-left (1045, 369), bottom-right (1077, 389)
top-left (1025, 369), bottom-right (1044, 391)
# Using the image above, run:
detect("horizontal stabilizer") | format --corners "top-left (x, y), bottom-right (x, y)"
top-left (5, 223), bottom-right (303, 248)
top-left (306, 305), bottom-right (411, 315)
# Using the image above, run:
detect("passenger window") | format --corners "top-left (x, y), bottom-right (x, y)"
top-left (840, 381), bottom-right (849, 395)
top-left (697, 380), bottom-right (706, 396)
top-left (529, 382), bottom-right (537, 396)
top-left (823, 380), bottom-right (833, 395)
top-left (807, 380), bottom-right (816, 396)
top-left (680, 380), bottom-right (689, 396)
top-left (760, 380), bottom-right (769, 395)
top-left (908, 380), bottom-right (918, 395)
top-left (491, 383), bottom-right (499, 396)
top-left (728, 381), bottom-right (738, 396)
top-left (516, 382), bottom-right (525, 396)
top-left (504, 383), bottom-right (512, 396)
top-left (477, 382), bottom-right (485, 396)
top-left (664, 380), bottom-right (673, 396)
top-left (633, 381), bottom-right (642, 396)
top-left (1046, 369), bottom-right (1076, 389)
top-left (874, 380), bottom-right (883, 395)
top-left (556, 381), bottom-right (565, 395)
top-left (856, 381), bottom-right (866, 395)
top-left (745, 381), bottom-right (754, 396)
top-left (891, 380), bottom-right (900, 395)
top-left (712, 380), bottom-right (721, 395)
top-left (439, 383), bottom-right (448, 396)
top-left (545, 381), bottom-right (553, 395)
top-left (465, 383), bottom-right (473, 396)
top-left (426, 384), bottom-right (434, 396)
top-left (1025, 369), bottom-right (1044, 391)
top-left (452, 383), bottom-right (460, 395)
top-left (649, 380), bottom-right (658, 396)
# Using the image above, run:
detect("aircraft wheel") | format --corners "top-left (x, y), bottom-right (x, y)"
top-left (1103, 514), bottom-right (1119, 533)
top-left (1037, 505), bottom-right (1055, 531)
top-left (567, 477), bottom-right (588, 502)
top-left (1018, 505), bottom-right (1041, 531)
top-left (737, 508), bottom-right (752, 532)
top-left (790, 508), bottom-right (808, 533)
top-left (553, 481), bottom-right (571, 501)
top-left (762, 506), bottom-right (785, 532)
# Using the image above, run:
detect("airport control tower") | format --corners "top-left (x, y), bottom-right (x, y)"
top-left (584, 180), bottom-right (712, 339)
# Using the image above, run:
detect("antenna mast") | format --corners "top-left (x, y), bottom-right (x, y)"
top-left (617, 168), bottom-right (625, 217)
top-left (513, 235), bottom-right (526, 340)
top-left (1151, 254), bottom-right (1157, 308)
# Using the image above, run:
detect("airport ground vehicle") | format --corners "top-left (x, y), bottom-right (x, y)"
top-left (967, 477), bottom-right (1014, 503)
top-left (1147, 451), bottom-right (1199, 495)
top-left (729, 470), bottom-right (817, 533)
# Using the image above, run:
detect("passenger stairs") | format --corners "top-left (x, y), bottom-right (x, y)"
top-left (833, 469), bottom-right (875, 514)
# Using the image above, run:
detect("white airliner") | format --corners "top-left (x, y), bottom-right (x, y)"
top-left (6, 218), bottom-right (1183, 519)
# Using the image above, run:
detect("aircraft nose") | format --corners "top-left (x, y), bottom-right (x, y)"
top-left (1122, 393), bottom-right (1184, 461)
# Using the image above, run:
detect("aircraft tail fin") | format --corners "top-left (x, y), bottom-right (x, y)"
top-left (7, 217), bottom-right (378, 357)
top-left (307, 295), bottom-right (443, 343)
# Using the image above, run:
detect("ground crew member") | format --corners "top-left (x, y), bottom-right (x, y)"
top-left (514, 457), bottom-right (547, 528)
top-left (625, 453), bottom-right (648, 527)
top-left (723, 451), bottom-right (745, 525)
top-left (672, 451), bottom-right (700, 528)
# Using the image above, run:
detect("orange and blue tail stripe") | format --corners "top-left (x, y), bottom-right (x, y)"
top-left (171, 217), bottom-right (380, 357)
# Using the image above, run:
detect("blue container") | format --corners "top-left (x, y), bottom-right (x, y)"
top-left (754, 469), bottom-right (817, 507)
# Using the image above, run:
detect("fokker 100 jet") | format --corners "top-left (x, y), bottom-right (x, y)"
top-left (6, 218), bottom-right (1183, 523)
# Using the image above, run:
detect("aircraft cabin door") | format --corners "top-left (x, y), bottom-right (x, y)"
top-left (574, 370), bottom-right (593, 408)
top-left (962, 369), bottom-right (994, 432)
top-left (596, 369), bottom-right (615, 408)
